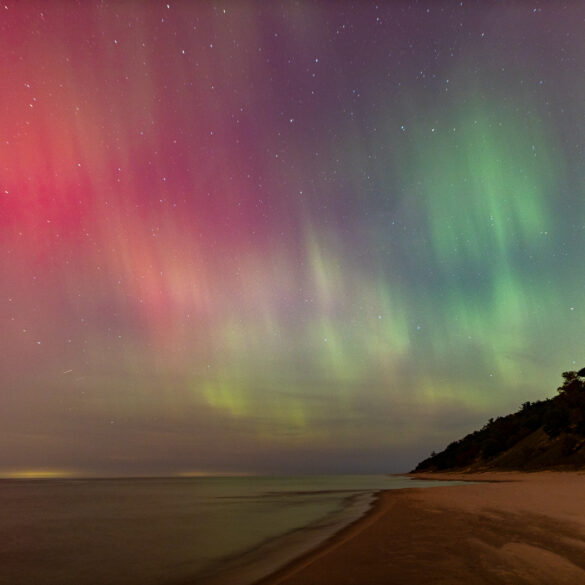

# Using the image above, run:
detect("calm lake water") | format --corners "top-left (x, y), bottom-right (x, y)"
top-left (0, 475), bottom-right (458, 585)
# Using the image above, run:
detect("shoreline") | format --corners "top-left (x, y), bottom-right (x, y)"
top-left (253, 486), bottom-right (394, 585)
top-left (192, 476), bottom-right (455, 585)
top-left (192, 490), bottom-right (381, 585)
top-left (255, 471), bottom-right (585, 585)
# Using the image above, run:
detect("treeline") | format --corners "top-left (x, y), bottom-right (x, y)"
top-left (414, 369), bottom-right (585, 472)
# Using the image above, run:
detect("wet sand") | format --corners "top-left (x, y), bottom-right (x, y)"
top-left (256, 472), bottom-right (585, 585)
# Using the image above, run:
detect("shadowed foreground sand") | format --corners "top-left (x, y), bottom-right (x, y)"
top-left (257, 472), bottom-right (585, 585)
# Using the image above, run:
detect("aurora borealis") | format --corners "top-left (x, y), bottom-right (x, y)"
top-left (1, 1), bottom-right (584, 476)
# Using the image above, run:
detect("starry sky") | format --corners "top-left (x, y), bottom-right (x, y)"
top-left (1, 1), bottom-right (584, 477)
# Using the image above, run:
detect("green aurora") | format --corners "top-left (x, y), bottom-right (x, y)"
top-left (1, 2), bottom-right (584, 476)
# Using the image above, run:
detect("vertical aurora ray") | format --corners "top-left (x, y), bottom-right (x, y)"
top-left (1, 2), bottom-right (585, 475)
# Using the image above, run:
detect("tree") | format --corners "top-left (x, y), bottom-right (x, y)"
top-left (482, 438), bottom-right (503, 459)
top-left (543, 404), bottom-right (570, 438)
top-left (558, 371), bottom-right (585, 395)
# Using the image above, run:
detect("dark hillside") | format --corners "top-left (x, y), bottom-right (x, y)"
top-left (414, 369), bottom-right (585, 472)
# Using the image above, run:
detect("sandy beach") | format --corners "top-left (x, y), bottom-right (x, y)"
top-left (257, 472), bottom-right (585, 585)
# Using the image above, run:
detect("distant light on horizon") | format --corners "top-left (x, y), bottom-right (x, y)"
top-left (0, 469), bottom-right (82, 480)
top-left (176, 471), bottom-right (257, 478)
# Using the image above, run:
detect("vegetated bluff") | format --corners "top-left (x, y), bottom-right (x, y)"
top-left (414, 369), bottom-right (585, 472)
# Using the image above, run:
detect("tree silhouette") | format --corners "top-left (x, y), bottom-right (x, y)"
top-left (414, 366), bottom-right (585, 472)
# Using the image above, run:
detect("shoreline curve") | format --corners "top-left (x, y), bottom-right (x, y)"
top-left (254, 471), bottom-right (585, 585)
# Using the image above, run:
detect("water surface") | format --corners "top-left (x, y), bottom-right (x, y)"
top-left (0, 475), bottom-right (460, 585)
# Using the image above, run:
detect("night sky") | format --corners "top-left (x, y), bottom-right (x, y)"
top-left (2, 1), bottom-right (584, 477)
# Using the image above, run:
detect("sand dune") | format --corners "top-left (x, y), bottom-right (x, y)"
top-left (257, 472), bottom-right (585, 585)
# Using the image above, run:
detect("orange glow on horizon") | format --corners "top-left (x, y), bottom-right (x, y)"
top-left (0, 469), bottom-right (82, 479)
top-left (176, 471), bottom-right (256, 478)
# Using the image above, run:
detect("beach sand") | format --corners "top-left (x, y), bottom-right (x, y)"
top-left (256, 472), bottom-right (585, 585)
